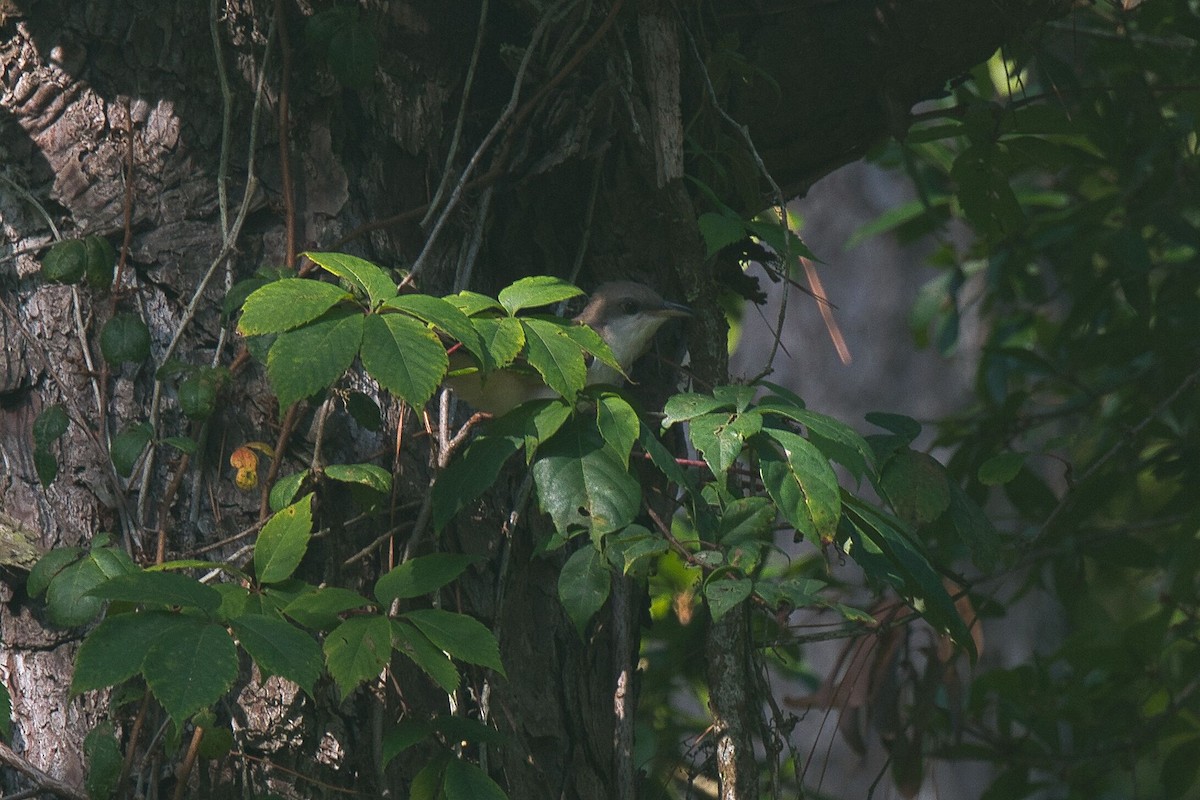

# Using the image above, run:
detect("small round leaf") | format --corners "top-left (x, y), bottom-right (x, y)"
top-left (100, 313), bottom-right (152, 365)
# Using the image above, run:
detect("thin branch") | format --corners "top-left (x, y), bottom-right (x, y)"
top-left (274, 0), bottom-right (296, 268)
top-left (0, 741), bottom-right (88, 800)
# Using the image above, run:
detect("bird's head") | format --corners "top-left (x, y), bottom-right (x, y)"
top-left (574, 281), bottom-right (692, 384)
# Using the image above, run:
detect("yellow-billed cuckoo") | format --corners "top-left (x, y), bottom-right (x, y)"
top-left (447, 281), bottom-right (691, 415)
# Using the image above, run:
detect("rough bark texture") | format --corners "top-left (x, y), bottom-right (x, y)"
top-left (0, 0), bottom-right (1066, 797)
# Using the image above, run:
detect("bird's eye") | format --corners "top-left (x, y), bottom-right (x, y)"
top-left (621, 300), bottom-right (639, 315)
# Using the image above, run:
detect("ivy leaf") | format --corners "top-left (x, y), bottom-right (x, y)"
top-left (392, 620), bottom-right (460, 693)
top-left (595, 393), bottom-right (639, 467)
top-left (83, 722), bottom-right (122, 800)
top-left (267, 310), bottom-right (364, 409)
top-left (384, 294), bottom-right (487, 365)
top-left (878, 450), bottom-right (951, 526)
top-left (323, 463), bottom-right (391, 495)
top-left (281, 586), bottom-right (374, 630)
top-left (231, 614), bottom-right (322, 696)
top-left (304, 251), bottom-right (396, 308)
top-left (99, 313), bottom-right (151, 365)
top-left (32, 404), bottom-right (69, 445)
top-left (46, 549), bottom-right (137, 628)
top-left (704, 576), bottom-right (753, 622)
top-left (238, 279), bottom-right (352, 335)
top-left (71, 610), bottom-right (180, 694)
top-left (402, 608), bottom-right (505, 674)
top-left (324, 614), bottom-right (393, 698)
top-left (755, 430), bottom-right (841, 545)
top-left (254, 494), bottom-right (314, 585)
top-left (143, 616), bottom-right (238, 724)
top-left (431, 435), bottom-right (522, 531)
top-left (471, 317), bottom-right (525, 369)
top-left (521, 318), bottom-right (587, 405)
top-left (443, 759), bottom-right (508, 800)
top-left (558, 545), bottom-right (611, 635)
top-left (87, 570), bottom-right (221, 613)
top-left (111, 422), bottom-right (153, 478)
top-left (361, 313), bottom-right (448, 408)
top-left (662, 392), bottom-right (731, 427)
top-left (375, 554), bottom-right (479, 605)
top-left (497, 276), bottom-right (582, 315)
top-left (532, 417), bottom-right (641, 537)
top-left (717, 496), bottom-right (777, 544)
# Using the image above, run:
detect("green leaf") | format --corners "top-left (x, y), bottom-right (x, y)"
top-left (375, 554), bottom-right (478, 605)
top-left (865, 412), bottom-right (922, 444)
top-left (978, 451), bottom-right (1025, 485)
top-left (87, 570), bottom-right (221, 613)
top-left (34, 446), bottom-right (58, 487)
top-left (596, 393), bottom-right (639, 467)
top-left (111, 422), bottom-right (153, 478)
top-left (361, 312), bottom-right (448, 408)
top-left (304, 251), bottom-right (396, 307)
top-left (28, 547), bottom-right (82, 598)
top-left (472, 317), bottom-right (525, 369)
top-left (403, 608), bottom-right (505, 674)
top-left (267, 310), bottom-right (364, 409)
top-left (71, 610), bottom-right (180, 693)
top-left (490, 398), bottom-right (572, 461)
top-left (41, 238), bottom-right (87, 283)
top-left (269, 470), bottom-right (309, 512)
top-left (662, 392), bottom-right (731, 427)
top-left (323, 463), bottom-right (391, 494)
top-left (446, 291), bottom-right (503, 317)
top-left (254, 494), bottom-right (314, 585)
top-left (143, 617), bottom-right (238, 724)
top-left (411, 757), bottom-right (449, 800)
top-left (178, 372), bottom-right (218, 420)
top-left (392, 619), bottom-right (460, 693)
top-left (497, 276), bottom-right (582, 315)
top-left (718, 496), bottom-right (777, 544)
top-left (698, 211), bottom-right (748, 257)
top-left (532, 417), bottom-right (641, 536)
top-left (161, 435), bottom-right (198, 454)
top-left (84, 722), bottom-right (122, 800)
top-left (231, 615), bottom-right (322, 696)
top-left (324, 614), bottom-right (393, 698)
top-left (83, 235), bottom-right (117, 291)
top-left (605, 525), bottom-right (668, 575)
top-left (238, 279), bottom-right (353, 335)
top-left (843, 497), bottom-right (973, 655)
top-left (688, 412), bottom-right (750, 478)
top-left (638, 420), bottom-right (692, 489)
top-left (558, 545), bottom-right (611, 635)
top-left (559, 323), bottom-right (623, 377)
top-left (381, 719), bottom-right (432, 766)
top-left (32, 404), bottom-right (69, 445)
top-left (443, 758), bottom-right (508, 800)
top-left (431, 435), bottom-right (522, 531)
top-left (704, 576), bottom-right (753, 622)
top-left (755, 430), bottom-right (842, 545)
top-left (521, 318), bottom-right (587, 404)
top-left (46, 550), bottom-right (137, 628)
top-left (757, 398), bottom-right (874, 480)
top-left (281, 586), bottom-right (373, 629)
top-left (99, 312), bottom-right (151, 365)
top-left (433, 715), bottom-right (507, 746)
top-left (878, 450), bottom-right (951, 526)
top-left (384, 294), bottom-right (487, 364)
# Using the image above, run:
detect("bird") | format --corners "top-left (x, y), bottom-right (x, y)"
top-left (446, 281), bottom-right (691, 415)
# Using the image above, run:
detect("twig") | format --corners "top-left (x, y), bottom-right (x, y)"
top-left (274, 0), bottom-right (296, 268)
top-left (259, 402), bottom-right (300, 520)
top-left (171, 725), bottom-right (206, 800)
top-left (0, 741), bottom-right (88, 800)
top-left (0, 173), bottom-right (61, 240)
top-left (112, 99), bottom-right (135, 295)
top-left (421, 0), bottom-right (491, 229)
